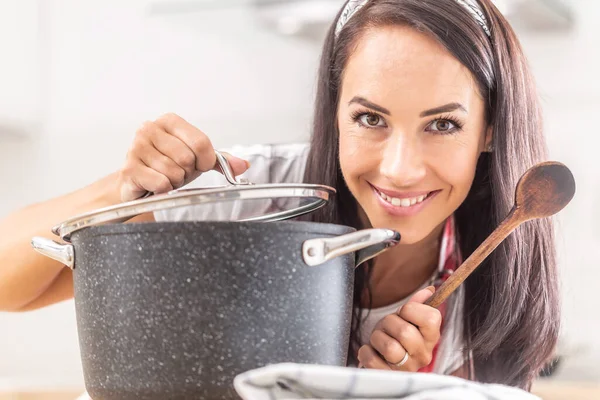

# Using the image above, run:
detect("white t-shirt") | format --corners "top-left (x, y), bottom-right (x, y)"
top-left (154, 142), bottom-right (465, 375)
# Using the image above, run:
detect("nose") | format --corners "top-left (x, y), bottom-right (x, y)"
top-left (379, 134), bottom-right (426, 187)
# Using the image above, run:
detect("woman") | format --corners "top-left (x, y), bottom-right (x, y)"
top-left (0, 0), bottom-right (557, 391)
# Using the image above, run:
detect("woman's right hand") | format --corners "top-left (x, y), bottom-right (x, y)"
top-left (116, 113), bottom-right (250, 202)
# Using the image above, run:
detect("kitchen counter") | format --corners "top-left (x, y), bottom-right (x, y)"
top-left (0, 390), bottom-right (83, 400)
top-left (1, 380), bottom-right (599, 400)
top-left (531, 380), bottom-right (600, 400)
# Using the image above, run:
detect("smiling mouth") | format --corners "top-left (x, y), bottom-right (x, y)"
top-left (373, 188), bottom-right (439, 208)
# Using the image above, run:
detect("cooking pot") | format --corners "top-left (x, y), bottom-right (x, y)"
top-left (31, 152), bottom-right (401, 400)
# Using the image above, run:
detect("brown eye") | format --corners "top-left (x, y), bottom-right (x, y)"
top-left (428, 119), bottom-right (460, 134)
top-left (434, 120), bottom-right (450, 131)
top-left (366, 114), bottom-right (380, 126)
top-left (358, 113), bottom-right (385, 127)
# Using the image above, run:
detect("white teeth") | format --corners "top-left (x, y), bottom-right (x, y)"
top-left (377, 191), bottom-right (430, 207)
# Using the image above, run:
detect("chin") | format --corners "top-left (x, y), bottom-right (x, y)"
top-left (380, 223), bottom-right (430, 244)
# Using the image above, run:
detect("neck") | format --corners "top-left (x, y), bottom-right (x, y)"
top-left (361, 221), bottom-right (446, 308)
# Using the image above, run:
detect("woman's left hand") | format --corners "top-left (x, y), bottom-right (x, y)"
top-left (357, 286), bottom-right (442, 372)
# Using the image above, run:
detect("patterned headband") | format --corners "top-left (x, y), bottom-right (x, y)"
top-left (334, 0), bottom-right (491, 38)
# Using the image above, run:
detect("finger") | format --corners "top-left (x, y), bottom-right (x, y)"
top-left (217, 151), bottom-right (251, 177)
top-left (154, 113), bottom-right (216, 171)
top-left (154, 114), bottom-right (250, 177)
top-left (138, 147), bottom-right (186, 189)
top-left (370, 329), bottom-right (408, 365)
top-left (379, 315), bottom-right (431, 367)
top-left (120, 164), bottom-right (174, 201)
top-left (357, 345), bottom-right (392, 371)
top-left (398, 301), bottom-right (442, 344)
top-left (406, 286), bottom-right (436, 305)
top-left (145, 123), bottom-right (198, 179)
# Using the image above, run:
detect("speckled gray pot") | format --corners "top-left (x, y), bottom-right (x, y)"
top-left (56, 220), bottom-right (396, 400)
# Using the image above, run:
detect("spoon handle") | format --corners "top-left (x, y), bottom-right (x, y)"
top-left (425, 208), bottom-right (522, 308)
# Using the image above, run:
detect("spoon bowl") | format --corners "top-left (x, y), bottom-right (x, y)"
top-left (426, 161), bottom-right (576, 308)
top-left (515, 161), bottom-right (576, 220)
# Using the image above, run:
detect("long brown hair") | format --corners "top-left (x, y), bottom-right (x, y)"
top-left (302, 0), bottom-right (558, 390)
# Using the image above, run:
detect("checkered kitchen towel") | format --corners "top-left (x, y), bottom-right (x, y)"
top-left (233, 363), bottom-right (540, 400)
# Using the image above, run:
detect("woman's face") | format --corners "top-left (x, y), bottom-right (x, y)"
top-left (338, 26), bottom-right (490, 244)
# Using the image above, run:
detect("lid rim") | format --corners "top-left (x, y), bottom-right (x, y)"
top-left (53, 183), bottom-right (336, 241)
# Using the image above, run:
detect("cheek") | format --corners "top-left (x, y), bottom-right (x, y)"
top-left (432, 142), bottom-right (480, 198)
top-left (339, 133), bottom-right (361, 164)
top-left (338, 131), bottom-right (381, 186)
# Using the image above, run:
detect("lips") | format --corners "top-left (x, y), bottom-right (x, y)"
top-left (369, 184), bottom-right (440, 216)
top-left (371, 185), bottom-right (436, 207)
top-left (378, 191), bottom-right (429, 207)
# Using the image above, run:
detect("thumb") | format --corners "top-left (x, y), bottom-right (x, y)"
top-left (215, 152), bottom-right (251, 177)
top-left (407, 286), bottom-right (436, 304)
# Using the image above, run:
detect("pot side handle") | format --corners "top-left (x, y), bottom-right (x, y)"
top-left (302, 229), bottom-right (400, 268)
top-left (31, 237), bottom-right (75, 269)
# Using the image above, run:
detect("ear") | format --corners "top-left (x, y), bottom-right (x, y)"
top-left (483, 125), bottom-right (493, 152)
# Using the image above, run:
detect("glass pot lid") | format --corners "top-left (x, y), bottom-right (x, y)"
top-left (52, 151), bottom-right (336, 240)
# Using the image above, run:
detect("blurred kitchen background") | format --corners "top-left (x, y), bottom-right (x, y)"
top-left (0, 0), bottom-right (598, 397)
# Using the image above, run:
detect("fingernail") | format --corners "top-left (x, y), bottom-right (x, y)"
top-left (426, 285), bottom-right (436, 294)
top-left (245, 160), bottom-right (251, 169)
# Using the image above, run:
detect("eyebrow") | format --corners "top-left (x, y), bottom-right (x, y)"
top-left (349, 96), bottom-right (467, 118)
top-left (420, 102), bottom-right (467, 117)
top-left (348, 96), bottom-right (391, 115)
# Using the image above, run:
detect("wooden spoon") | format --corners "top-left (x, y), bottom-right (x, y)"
top-left (425, 161), bottom-right (576, 308)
